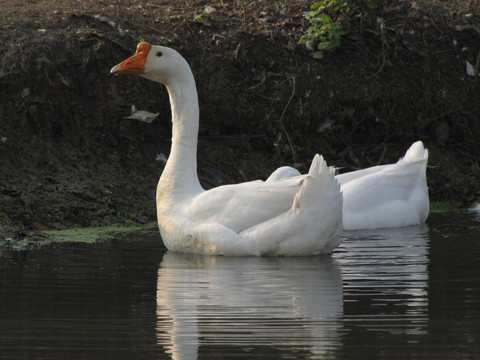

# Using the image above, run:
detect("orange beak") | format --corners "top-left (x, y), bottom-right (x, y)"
top-left (110, 42), bottom-right (152, 75)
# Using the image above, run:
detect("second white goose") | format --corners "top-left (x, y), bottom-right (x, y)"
top-left (269, 141), bottom-right (429, 230)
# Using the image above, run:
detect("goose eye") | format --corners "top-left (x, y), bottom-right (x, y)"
top-left (156, 51), bottom-right (163, 57)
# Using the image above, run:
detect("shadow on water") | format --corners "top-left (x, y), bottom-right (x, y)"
top-left (0, 239), bottom-right (166, 360)
top-left (0, 212), bottom-right (479, 359)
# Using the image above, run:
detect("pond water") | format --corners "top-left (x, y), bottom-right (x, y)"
top-left (1, 212), bottom-right (479, 360)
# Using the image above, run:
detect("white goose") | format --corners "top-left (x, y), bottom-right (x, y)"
top-left (111, 42), bottom-right (343, 256)
top-left (269, 141), bottom-right (429, 230)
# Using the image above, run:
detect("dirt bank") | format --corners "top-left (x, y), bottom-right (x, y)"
top-left (1, 0), bottom-right (479, 237)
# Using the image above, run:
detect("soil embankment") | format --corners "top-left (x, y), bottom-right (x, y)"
top-left (1, 0), bottom-right (479, 237)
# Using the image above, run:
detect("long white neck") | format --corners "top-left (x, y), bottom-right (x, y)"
top-left (158, 69), bottom-right (203, 196)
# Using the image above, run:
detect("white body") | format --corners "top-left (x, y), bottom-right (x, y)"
top-left (269, 141), bottom-right (429, 230)
top-left (338, 141), bottom-right (429, 230)
top-left (112, 44), bottom-right (343, 256)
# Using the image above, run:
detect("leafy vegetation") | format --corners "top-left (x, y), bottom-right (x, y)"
top-left (299, 0), bottom-right (378, 58)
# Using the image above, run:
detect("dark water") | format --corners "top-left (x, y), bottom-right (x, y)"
top-left (1, 212), bottom-right (479, 360)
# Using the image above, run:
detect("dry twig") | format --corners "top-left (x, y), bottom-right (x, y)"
top-left (278, 77), bottom-right (297, 162)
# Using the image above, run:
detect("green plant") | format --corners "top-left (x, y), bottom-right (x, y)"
top-left (299, 0), bottom-right (378, 59)
top-left (193, 12), bottom-right (212, 27)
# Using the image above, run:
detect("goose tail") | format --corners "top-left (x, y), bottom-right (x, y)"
top-left (290, 155), bottom-right (343, 253)
top-left (240, 155), bottom-right (343, 256)
top-left (402, 141), bottom-right (429, 165)
top-left (292, 155), bottom-right (339, 210)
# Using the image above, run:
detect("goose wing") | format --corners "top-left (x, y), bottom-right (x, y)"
top-left (184, 176), bottom-right (305, 233)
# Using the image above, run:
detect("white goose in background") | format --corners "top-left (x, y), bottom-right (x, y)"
top-left (111, 42), bottom-right (343, 256)
top-left (269, 141), bottom-right (429, 230)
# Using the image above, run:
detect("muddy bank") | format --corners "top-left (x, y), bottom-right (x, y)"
top-left (1, 0), bottom-right (479, 237)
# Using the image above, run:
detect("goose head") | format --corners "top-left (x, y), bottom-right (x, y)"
top-left (110, 42), bottom-right (191, 86)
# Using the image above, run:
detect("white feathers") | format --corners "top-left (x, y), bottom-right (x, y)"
top-left (115, 44), bottom-right (343, 256)
top-left (338, 141), bottom-right (429, 230)
top-left (126, 104), bottom-right (159, 123)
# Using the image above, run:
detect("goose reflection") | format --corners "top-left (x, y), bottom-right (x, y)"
top-left (156, 254), bottom-right (343, 360)
top-left (337, 224), bottom-right (430, 335)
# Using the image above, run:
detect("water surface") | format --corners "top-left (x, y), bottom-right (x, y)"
top-left (1, 212), bottom-right (479, 359)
